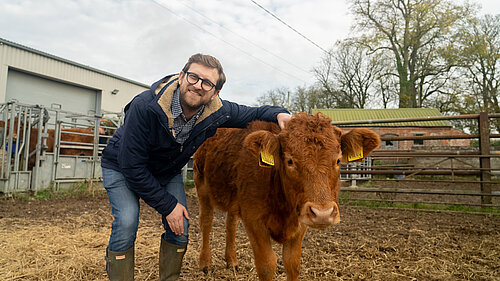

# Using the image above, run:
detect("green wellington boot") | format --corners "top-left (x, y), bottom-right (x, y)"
top-left (105, 246), bottom-right (134, 281)
top-left (159, 238), bottom-right (187, 281)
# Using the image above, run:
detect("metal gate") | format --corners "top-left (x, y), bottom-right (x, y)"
top-left (0, 101), bottom-right (122, 193)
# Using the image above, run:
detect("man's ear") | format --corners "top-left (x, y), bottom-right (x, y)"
top-left (243, 130), bottom-right (280, 167)
top-left (210, 89), bottom-right (220, 100)
top-left (340, 128), bottom-right (380, 163)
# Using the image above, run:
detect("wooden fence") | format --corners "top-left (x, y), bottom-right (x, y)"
top-left (334, 112), bottom-right (500, 208)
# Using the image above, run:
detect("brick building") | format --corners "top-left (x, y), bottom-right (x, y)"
top-left (313, 108), bottom-right (471, 150)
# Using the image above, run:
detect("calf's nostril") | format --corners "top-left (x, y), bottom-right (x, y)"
top-left (309, 206), bottom-right (317, 218)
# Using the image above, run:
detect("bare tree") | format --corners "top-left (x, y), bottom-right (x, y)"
top-left (256, 87), bottom-right (291, 108)
top-left (374, 69), bottom-right (399, 108)
top-left (333, 41), bottom-right (383, 108)
top-left (461, 15), bottom-right (499, 111)
top-left (349, 0), bottom-right (471, 108)
top-left (453, 14), bottom-right (500, 131)
top-left (312, 50), bottom-right (339, 109)
top-left (292, 85), bottom-right (323, 113)
top-left (256, 84), bottom-right (345, 114)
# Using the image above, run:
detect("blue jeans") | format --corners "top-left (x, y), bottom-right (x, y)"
top-left (102, 168), bottom-right (189, 252)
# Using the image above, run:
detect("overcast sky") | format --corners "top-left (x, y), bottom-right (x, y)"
top-left (1, 0), bottom-right (499, 106)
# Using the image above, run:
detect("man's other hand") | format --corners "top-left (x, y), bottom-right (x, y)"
top-left (277, 113), bottom-right (292, 129)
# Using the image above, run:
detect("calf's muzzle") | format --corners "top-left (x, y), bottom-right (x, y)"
top-left (300, 202), bottom-right (340, 227)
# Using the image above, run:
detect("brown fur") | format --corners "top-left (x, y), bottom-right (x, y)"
top-left (194, 113), bottom-right (380, 281)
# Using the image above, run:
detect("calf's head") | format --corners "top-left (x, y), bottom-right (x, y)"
top-left (244, 113), bottom-right (380, 228)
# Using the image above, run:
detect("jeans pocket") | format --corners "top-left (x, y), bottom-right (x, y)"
top-left (102, 168), bottom-right (125, 190)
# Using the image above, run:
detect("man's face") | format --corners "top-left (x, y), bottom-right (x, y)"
top-left (178, 63), bottom-right (220, 114)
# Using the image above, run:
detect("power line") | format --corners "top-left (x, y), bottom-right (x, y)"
top-left (249, 0), bottom-right (330, 55)
top-left (175, 0), bottom-right (311, 76)
top-left (149, 0), bottom-right (309, 84)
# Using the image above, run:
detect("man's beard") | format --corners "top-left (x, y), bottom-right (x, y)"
top-left (180, 88), bottom-right (204, 112)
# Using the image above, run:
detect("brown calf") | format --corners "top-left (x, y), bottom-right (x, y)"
top-left (194, 113), bottom-right (380, 281)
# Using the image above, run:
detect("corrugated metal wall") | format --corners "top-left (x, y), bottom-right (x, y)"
top-left (0, 39), bottom-right (149, 113)
top-left (6, 69), bottom-right (98, 114)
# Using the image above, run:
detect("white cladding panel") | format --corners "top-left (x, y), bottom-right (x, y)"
top-left (0, 40), bottom-right (149, 113)
top-left (6, 69), bottom-right (97, 115)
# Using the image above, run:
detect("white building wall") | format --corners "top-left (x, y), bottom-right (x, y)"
top-left (0, 39), bottom-right (149, 113)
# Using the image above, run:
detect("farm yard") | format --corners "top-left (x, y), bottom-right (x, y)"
top-left (2, 1), bottom-right (500, 280)
top-left (1, 184), bottom-right (499, 281)
top-left (0, 104), bottom-right (498, 280)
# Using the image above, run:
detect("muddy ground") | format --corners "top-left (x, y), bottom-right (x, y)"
top-left (0, 187), bottom-right (499, 281)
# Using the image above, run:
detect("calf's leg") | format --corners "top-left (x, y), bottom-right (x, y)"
top-left (197, 187), bottom-right (214, 273)
top-left (245, 223), bottom-right (277, 281)
top-left (282, 227), bottom-right (307, 281)
top-left (225, 207), bottom-right (239, 270)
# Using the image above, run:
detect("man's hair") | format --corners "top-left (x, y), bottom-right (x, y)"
top-left (182, 53), bottom-right (226, 90)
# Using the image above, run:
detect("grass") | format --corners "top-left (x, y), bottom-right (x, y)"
top-left (7, 181), bottom-right (100, 201)
top-left (5, 180), bottom-right (197, 202)
top-left (184, 180), bottom-right (195, 189)
top-left (470, 139), bottom-right (500, 147)
top-left (412, 175), bottom-right (481, 181)
top-left (341, 199), bottom-right (500, 214)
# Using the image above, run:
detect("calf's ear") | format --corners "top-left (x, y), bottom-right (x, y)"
top-left (340, 128), bottom-right (380, 163)
top-left (243, 130), bottom-right (280, 166)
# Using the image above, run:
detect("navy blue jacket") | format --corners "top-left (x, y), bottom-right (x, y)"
top-left (101, 74), bottom-right (289, 216)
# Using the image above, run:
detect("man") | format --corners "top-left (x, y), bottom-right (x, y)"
top-left (101, 53), bottom-right (291, 281)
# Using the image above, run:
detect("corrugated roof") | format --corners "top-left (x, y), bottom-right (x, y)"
top-left (0, 37), bottom-right (150, 88)
top-left (312, 108), bottom-right (451, 127)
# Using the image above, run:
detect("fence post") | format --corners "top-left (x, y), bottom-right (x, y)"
top-left (478, 112), bottom-right (492, 205)
top-left (182, 164), bottom-right (188, 182)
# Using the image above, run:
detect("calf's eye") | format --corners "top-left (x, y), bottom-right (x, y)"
top-left (336, 159), bottom-right (341, 165)
top-left (287, 159), bottom-right (294, 166)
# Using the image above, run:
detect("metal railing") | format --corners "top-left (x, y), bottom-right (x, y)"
top-left (334, 112), bottom-right (500, 208)
top-left (0, 101), bottom-right (122, 193)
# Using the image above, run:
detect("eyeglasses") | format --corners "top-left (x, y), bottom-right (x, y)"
top-left (185, 72), bottom-right (216, 91)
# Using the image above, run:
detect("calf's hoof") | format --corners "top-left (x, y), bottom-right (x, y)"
top-left (202, 266), bottom-right (210, 274)
top-left (199, 254), bottom-right (211, 274)
top-left (225, 254), bottom-right (238, 271)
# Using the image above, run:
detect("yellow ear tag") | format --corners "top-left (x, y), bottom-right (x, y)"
top-left (348, 149), bottom-right (363, 162)
top-left (259, 151), bottom-right (274, 167)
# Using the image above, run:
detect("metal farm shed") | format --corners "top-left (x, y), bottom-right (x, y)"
top-left (314, 108), bottom-right (471, 149)
top-left (0, 37), bottom-right (149, 114)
